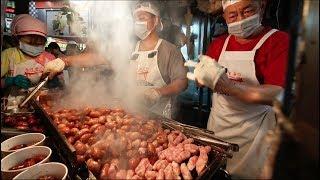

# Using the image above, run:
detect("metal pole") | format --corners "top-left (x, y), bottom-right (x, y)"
top-left (282, 0), bottom-right (304, 116)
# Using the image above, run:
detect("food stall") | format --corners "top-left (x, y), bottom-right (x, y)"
top-left (1, 0), bottom-right (318, 180)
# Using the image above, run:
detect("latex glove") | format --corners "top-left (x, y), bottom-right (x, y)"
top-left (185, 55), bottom-right (226, 90)
top-left (5, 75), bottom-right (31, 89)
top-left (44, 58), bottom-right (65, 79)
top-left (143, 88), bottom-right (162, 107)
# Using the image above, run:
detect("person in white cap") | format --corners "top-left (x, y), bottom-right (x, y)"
top-left (44, 1), bottom-right (188, 119)
top-left (188, 0), bottom-right (289, 178)
top-left (130, 1), bottom-right (188, 118)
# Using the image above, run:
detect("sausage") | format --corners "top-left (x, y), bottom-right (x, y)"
top-left (135, 158), bottom-right (152, 177)
top-left (184, 144), bottom-right (199, 154)
top-left (9, 155), bottom-right (46, 170)
top-left (120, 125), bottom-right (129, 131)
top-left (86, 158), bottom-right (101, 174)
top-left (155, 146), bottom-right (163, 153)
top-left (67, 115), bottom-right (79, 122)
top-left (156, 169), bottom-right (165, 180)
top-left (100, 163), bottom-right (110, 179)
top-left (138, 147), bottom-right (147, 155)
top-left (75, 128), bottom-right (90, 140)
top-left (81, 124), bottom-right (90, 129)
top-left (132, 139), bottom-right (141, 148)
top-left (79, 133), bottom-right (92, 144)
top-left (126, 170), bottom-right (134, 179)
top-left (89, 111), bottom-right (102, 118)
top-left (86, 118), bottom-right (99, 126)
top-left (164, 163), bottom-right (175, 180)
top-left (67, 136), bottom-right (75, 145)
top-left (115, 170), bottom-right (127, 179)
top-left (147, 143), bottom-right (156, 154)
top-left (9, 144), bottom-right (28, 150)
top-left (156, 133), bottom-right (168, 144)
top-left (57, 123), bottom-right (67, 129)
top-left (89, 124), bottom-right (101, 133)
top-left (181, 163), bottom-right (192, 180)
top-left (90, 147), bottom-right (105, 160)
top-left (181, 138), bottom-right (194, 145)
top-left (87, 136), bottom-right (97, 145)
top-left (172, 161), bottom-right (181, 177)
top-left (105, 121), bottom-right (116, 129)
top-left (187, 156), bottom-right (198, 171)
top-left (196, 146), bottom-right (209, 175)
top-left (94, 125), bottom-right (107, 136)
top-left (76, 155), bottom-right (86, 163)
top-left (127, 150), bottom-right (139, 158)
top-left (129, 157), bottom-right (141, 170)
top-left (145, 170), bottom-right (158, 179)
top-left (162, 143), bottom-right (168, 149)
top-left (74, 141), bottom-right (87, 155)
top-left (60, 126), bottom-right (70, 135)
top-left (128, 132), bottom-right (141, 140)
top-left (37, 175), bottom-right (58, 180)
top-left (152, 140), bottom-right (159, 147)
top-left (108, 160), bottom-right (119, 179)
top-left (173, 133), bottom-right (186, 145)
top-left (153, 160), bottom-right (169, 171)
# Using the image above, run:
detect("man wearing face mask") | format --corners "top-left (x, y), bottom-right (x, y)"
top-left (190, 0), bottom-right (289, 178)
top-left (131, 1), bottom-right (188, 118)
top-left (1, 14), bottom-right (57, 89)
top-left (43, 2), bottom-right (188, 119)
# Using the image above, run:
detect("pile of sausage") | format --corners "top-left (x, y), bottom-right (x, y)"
top-left (9, 142), bottom-right (35, 151)
top-left (37, 175), bottom-right (59, 180)
top-left (3, 114), bottom-right (44, 132)
top-left (46, 107), bottom-right (212, 180)
top-left (9, 155), bottom-right (46, 170)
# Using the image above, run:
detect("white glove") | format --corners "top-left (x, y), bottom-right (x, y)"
top-left (185, 55), bottom-right (226, 90)
top-left (44, 58), bottom-right (65, 74)
top-left (143, 88), bottom-right (161, 106)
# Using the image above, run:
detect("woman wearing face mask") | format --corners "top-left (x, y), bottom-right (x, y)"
top-left (190, 0), bottom-right (289, 178)
top-left (1, 14), bottom-right (57, 89)
top-left (130, 1), bottom-right (188, 118)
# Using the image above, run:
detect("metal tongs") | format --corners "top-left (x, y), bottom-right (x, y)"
top-left (19, 74), bottom-right (49, 108)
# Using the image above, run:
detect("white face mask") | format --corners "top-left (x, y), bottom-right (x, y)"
top-left (19, 41), bottom-right (44, 57)
top-left (134, 21), bottom-right (152, 40)
top-left (227, 13), bottom-right (262, 38)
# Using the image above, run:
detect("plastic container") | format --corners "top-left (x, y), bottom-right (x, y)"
top-left (13, 162), bottom-right (68, 180)
top-left (1, 146), bottom-right (51, 179)
top-left (1, 133), bottom-right (46, 157)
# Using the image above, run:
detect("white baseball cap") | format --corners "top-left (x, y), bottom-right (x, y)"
top-left (222, 0), bottom-right (242, 10)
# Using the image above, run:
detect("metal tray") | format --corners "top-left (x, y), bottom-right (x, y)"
top-left (30, 93), bottom-right (238, 180)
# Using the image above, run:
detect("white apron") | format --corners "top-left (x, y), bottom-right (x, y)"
top-left (130, 39), bottom-right (172, 118)
top-left (208, 29), bottom-right (278, 179)
top-left (9, 57), bottom-right (46, 85)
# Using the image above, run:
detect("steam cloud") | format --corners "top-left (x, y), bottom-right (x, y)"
top-left (59, 1), bottom-right (143, 112)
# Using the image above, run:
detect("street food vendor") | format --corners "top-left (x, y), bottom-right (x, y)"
top-left (1, 14), bottom-right (58, 89)
top-left (191, 0), bottom-right (289, 178)
top-left (45, 1), bottom-right (188, 118)
top-left (129, 1), bottom-right (188, 118)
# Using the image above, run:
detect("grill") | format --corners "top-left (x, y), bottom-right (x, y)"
top-left (29, 91), bottom-right (238, 180)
